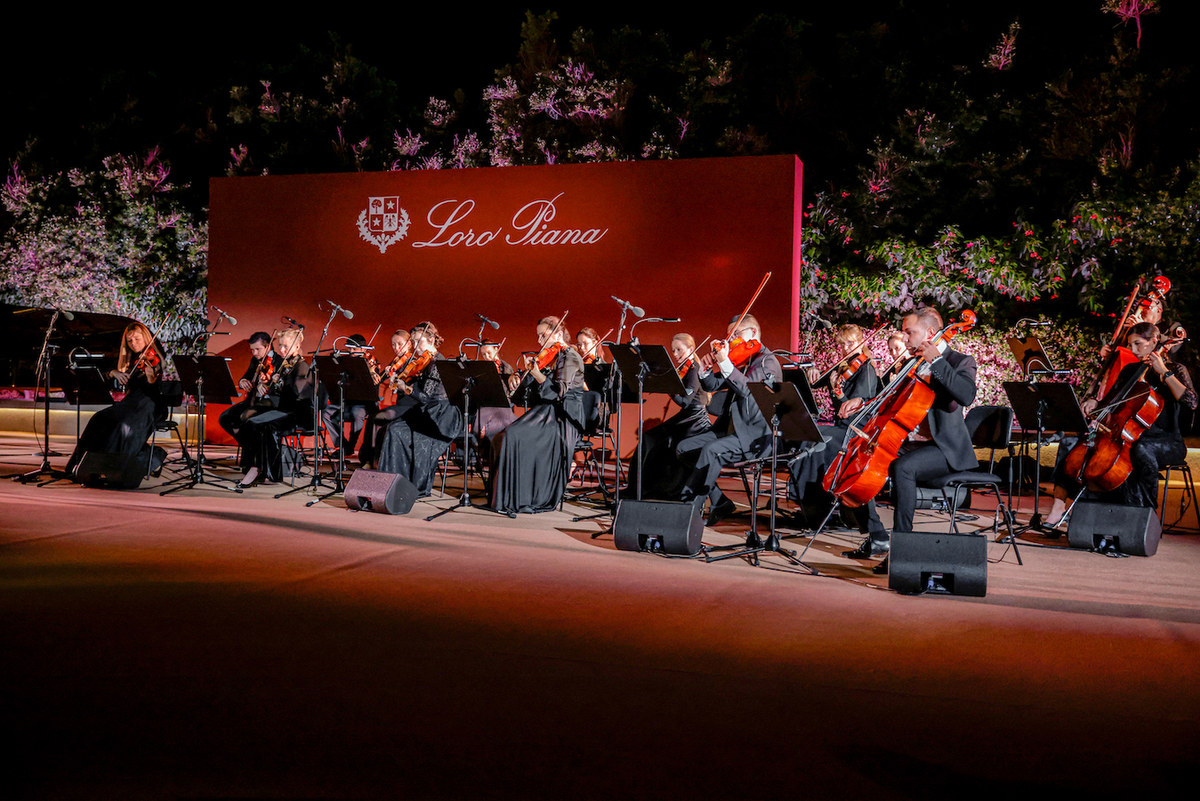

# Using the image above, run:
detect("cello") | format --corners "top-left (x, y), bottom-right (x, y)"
top-left (1062, 322), bottom-right (1187, 493)
top-left (822, 310), bottom-right (978, 508)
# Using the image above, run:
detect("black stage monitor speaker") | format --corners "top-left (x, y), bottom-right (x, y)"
top-left (1067, 501), bottom-right (1161, 556)
top-left (888, 531), bottom-right (987, 597)
top-left (344, 469), bottom-right (418, 515)
top-left (75, 450), bottom-right (145, 489)
top-left (613, 498), bottom-right (705, 556)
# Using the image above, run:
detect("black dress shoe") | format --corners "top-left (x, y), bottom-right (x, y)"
top-left (841, 534), bottom-right (890, 560)
top-left (872, 555), bottom-right (890, 575)
top-left (706, 496), bottom-right (737, 527)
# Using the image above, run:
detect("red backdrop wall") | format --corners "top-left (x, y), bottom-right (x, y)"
top-left (207, 155), bottom-right (803, 449)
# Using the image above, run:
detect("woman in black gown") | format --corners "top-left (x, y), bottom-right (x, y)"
top-left (625, 332), bottom-right (713, 499)
top-left (490, 315), bottom-right (585, 516)
top-left (1044, 321), bottom-right (1197, 527)
top-left (237, 327), bottom-right (313, 487)
top-left (66, 321), bottom-right (168, 478)
top-left (359, 328), bottom-right (412, 468)
top-left (377, 322), bottom-right (463, 497)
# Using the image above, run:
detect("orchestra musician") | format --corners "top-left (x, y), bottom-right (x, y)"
top-left (235, 327), bottom-right (313, 488)
top-left (218, 331), bottom-right (276, 442)
top-left (678, 314), bottom-right (782, 526)
top-left (358, 329), bottom-right (412, 468)
top-left (625, 333), bottom-right (713, 499)
top-left (65, 321), bottom-right (169, 478)
top-left (881, 331), bottom-right (906, 385)
top-left (322, 333), bottom-right (373, 462)
top-left (376, 322), bottom-right (463, 497)
top-left (787, 324), bottom-right (886, 542)
top-left (473, 339), bottom-right (519, 458)
top-left (843, 307), bottom-right (978, 569)
top-left (490, 315), bottom-right (585, 515)
top-left (576, 327), bottom-right (605, 364)
top-left (1043, 321), bottom-right (1196, 527)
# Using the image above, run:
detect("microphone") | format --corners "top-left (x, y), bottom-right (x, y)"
top-left (643, 317), bottom-right (681, 323)
top-left (804, 311), bottom-right (832, 329)
top-left (612, 295), bottom-right (645, 318)
top-left (284, 316), bottom-right (305, 329)
top-left (55, 308), bottom-right (75, 321)
top-left (211, 305), bottom-right (238, 325)
top-left (326, 301), bottom-right (354, 320)
top-left (476, 313), bottom-right (500, 329)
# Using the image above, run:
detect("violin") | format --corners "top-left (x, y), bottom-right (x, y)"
top-left (712, 272), bottom-right (771, 369)
top-left (513, 311), bottom-right (570, 388)
top-left (673, 336), bottom-right (712, 380)
top-left (1062, 323), bottom-right (1187, 493)
top-left (822, 310), bottom-right (978, 508)
top-left (830, 352), bottom-right (872, 400)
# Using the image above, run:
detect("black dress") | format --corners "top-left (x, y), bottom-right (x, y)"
top-left (66, 357), bottom-right (166, 476)
top-left (626, 363), bottom-right (712, 500)
top-left (377, 356), bottom-right (463, 496)
top-left (239, 358), bottom-right (316, 482)
top-left (489, 347), bottom-right (585, 514)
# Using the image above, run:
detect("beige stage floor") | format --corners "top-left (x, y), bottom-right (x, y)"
top-left (2, 433), bottom-right (1199, 799)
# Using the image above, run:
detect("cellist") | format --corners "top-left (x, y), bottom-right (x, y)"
top-left (678, 313), bottom-right (782, 526)
top-left (1043, 321), bottom-right (1196, 527)
top-left (842, 307), bottom-right (978, 567)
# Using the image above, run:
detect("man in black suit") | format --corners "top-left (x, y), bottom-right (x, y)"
top-left (218, 331), bottom-right (274, 440)
top-left (843, 307), bottom-right (978, 568)
top-left (679, 314), bottom-right (782, 525)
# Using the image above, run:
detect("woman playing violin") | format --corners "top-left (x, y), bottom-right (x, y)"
top-left (490, 315), bottom-right (585, 516)
top-left (678, 313), bottom-right (782, 526)
top-left (1044, 321), bottom-right (1196, 527)
top-left (236, 327), bottom-right (314, 487)
top-left (626, 332), bottom-right (714, 500)
top-left (575, 327), bottom-right (605, 365)
top-left (788, 324), bottom-right (885, 539)
top-left (66, 321), bottom-right (170, 478)
top-left (358, 330), bottom-right (413, 467)
top-left (376, 322), bottom-right (463, 497)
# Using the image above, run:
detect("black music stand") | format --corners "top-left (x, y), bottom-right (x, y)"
top-left (301, 354), bottom-right (378, 505)
top-left (1008, 335), bottom-right (1057, 377)
top-left (607, 342), bottom-right (686, 501)
top-left (30, 355), bottom-right (112, 487)
top-left (780, 366), bottom-right (820, 418)
top-left (160, 355), bottom-right (243, 495)
top-left (427, 359), bottom-right (511, 521)
top-left (1003, 381), bottom-right (1088, 532)
top-left (705, 382), bottom-right (822, 567)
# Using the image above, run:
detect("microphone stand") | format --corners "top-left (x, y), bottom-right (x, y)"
top-left (276, 308), bottom-right (338, 499)
top-left (18, 311), bottom-right (66, 484)
top-left (579, 302), bottom-right (631, 527)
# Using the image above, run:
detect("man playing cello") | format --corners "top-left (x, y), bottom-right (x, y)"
top-left (841, 307), bottom-right (979, 569)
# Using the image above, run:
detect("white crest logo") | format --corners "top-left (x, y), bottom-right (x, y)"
top-left (357, 196), bottom-right (411, 253)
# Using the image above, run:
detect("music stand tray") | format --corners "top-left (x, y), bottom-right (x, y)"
top-left (427, 359), bottom-right (512, 521)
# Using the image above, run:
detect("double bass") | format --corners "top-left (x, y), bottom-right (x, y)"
top-left (1062, 322), bottom-right (1187, 493)
top-left (822, 310), bottom-right (978, 507)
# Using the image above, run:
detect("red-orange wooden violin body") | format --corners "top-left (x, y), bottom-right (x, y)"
top-left (822, 310), bottom-right (978, 508)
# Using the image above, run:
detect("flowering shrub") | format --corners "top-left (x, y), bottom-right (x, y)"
top-left (0, 150), bottom-right (207, 347)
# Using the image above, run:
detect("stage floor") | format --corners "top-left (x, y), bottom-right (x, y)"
top-left (2, 433), bottom-right (1199, 799)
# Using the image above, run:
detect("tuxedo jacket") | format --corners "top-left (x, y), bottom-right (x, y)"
top-left (701, 347), bottom-right (783, 451)
top-left (921, 347), bottom-right (979, 472)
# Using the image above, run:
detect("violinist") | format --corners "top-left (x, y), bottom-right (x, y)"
top-left (626, 333), bottom-right (714, 500)
top-left (236, 327), bottom-right (313, 488)
top-left (66, 321), bottom-right (170, 478)
top-left (218, 331), bottom-right (275, 443)
top-left (358, 329), bottom-right (411, 467)
top-left (376, 322), bottom-right (463, 497)
top-left (576, 327), bottom-right (605, 365)
top-left (473, 339), bottom-right (519, 456)
top-left (881, 332), bottom-right (906, 385)
top-left (843, 307), bottom-right (978, 566)
top-left (678, 313), bottom-right (782, 526)
top-left (322, 333), bottom-right (373, 462)
top-left (1044, 321), bottom-right (1196, 527)
top-left (490, 315), bottom-right (585, 515)
top-left (787, 324), bottom-right (886, 541)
